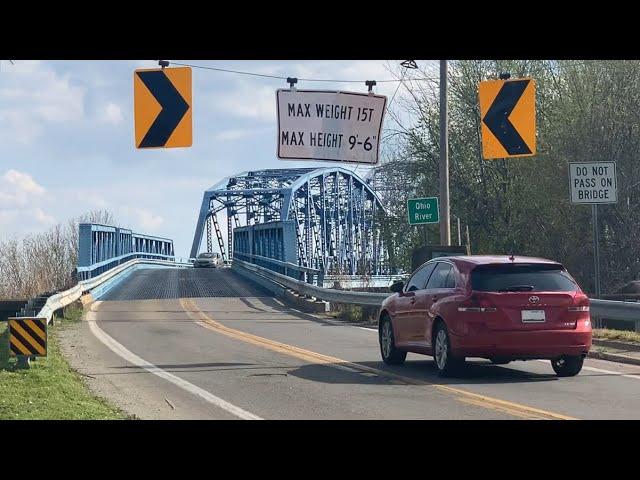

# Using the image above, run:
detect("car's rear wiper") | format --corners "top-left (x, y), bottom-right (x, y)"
top-left (498, 285), bottom-right (535, 292)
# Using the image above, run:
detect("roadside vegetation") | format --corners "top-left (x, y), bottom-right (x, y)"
top-left (593, 328), bottom-right (640, 345)
top-left (0, 304), bottom-right (126, 420)
top-left (0, 209), bottom-right (114, 300)
top-left (374, 60), bottom-right (640, 295)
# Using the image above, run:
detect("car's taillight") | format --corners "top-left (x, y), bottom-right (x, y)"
top-left (458, 295), bottom-right (496, 313)
top-left (568, 305), bottom-right (589, 312)
top-left (568, 295), bottom-right (590, 312)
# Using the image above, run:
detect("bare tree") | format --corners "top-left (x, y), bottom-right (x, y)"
top-left (0, 210), bottom-right (116, 300)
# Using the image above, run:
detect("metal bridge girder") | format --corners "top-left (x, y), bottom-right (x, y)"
top-left (190, 167), bottom-right (388, 276)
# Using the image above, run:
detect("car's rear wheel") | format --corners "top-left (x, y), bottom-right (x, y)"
top-left (379, 315), bottom-right (406, 365)
top-left (433, 322), bottom-right (465, 377)
top-left (551, 355), bottom-right (583, 377)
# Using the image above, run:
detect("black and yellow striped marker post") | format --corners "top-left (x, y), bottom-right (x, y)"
top-left (8, 318), bottom-right (47, 368)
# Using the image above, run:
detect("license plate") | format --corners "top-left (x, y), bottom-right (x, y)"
top-left (521, 309), bottom-right (545, 323)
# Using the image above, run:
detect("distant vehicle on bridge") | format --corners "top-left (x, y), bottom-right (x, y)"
top-left (378, 255), bottom-right (592, 378)
top-left (194, 252), bottom-right (222, 268)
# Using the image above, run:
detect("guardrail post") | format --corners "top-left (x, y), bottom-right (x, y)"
top-left (16, 356), bottom-right (31, 369)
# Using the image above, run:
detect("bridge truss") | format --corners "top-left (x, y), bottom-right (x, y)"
top-left (190, 167), bottom-right (389, 275)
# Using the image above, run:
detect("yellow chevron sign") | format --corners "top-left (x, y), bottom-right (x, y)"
top-left (8, 318), bottom-right (47, 356)
top-left (479, 78), bottom-right (536, 159)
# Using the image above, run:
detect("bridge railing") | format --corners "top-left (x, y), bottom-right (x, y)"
top-left (77, 251), bottom-right (176, 280)
top-left (77, 223), bottom-right (176, 280)
top-left (233, 258), bottom-right (387, 306)
top-left (233, 252), bottom-right (323, 286)
top-left (31, 258), bottom-right (192, 325)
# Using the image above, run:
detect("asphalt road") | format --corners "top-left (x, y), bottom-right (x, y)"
top-left (61, 267), bottom-right (640, 420)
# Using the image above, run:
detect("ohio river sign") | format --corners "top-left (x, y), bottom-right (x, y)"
top-left (407, 197), bottom-right (439, 225)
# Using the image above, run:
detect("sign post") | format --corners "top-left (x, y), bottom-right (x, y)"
top-left (276, 89), bottom-right (387, 164)
top-left (569, 161), bottom-right (618, 301)
top-left (592, 204), bottom-right (601, 298)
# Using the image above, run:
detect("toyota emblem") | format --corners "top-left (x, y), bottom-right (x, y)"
top-left (529, 295), bottom-right (540, 304)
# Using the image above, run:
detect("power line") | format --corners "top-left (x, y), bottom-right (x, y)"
top-left (167, 61), bottom-right (439, 84)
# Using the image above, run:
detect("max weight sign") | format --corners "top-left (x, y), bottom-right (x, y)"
top-left (276, 89), bottom-right (387, 164)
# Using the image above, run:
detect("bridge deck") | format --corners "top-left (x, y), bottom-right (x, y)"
top-left (102, 268), bottom-right (271, 301)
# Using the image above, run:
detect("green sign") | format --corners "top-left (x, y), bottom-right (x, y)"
top-left (407, 197), bottom-right (439, 225)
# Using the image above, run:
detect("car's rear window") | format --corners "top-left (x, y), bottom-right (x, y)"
top-left (199, 253), bottom-right (214, 258)
top-left (471, 263), bottom-right (578, 292)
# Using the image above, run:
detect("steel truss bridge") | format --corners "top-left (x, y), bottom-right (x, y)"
top-left (190, 167), bottom-right (389, 277)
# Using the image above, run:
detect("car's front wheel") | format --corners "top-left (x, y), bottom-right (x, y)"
top-left (551, 355), bottom-right (583, 377)
top-left (433, 322), bottom-right (465, 377)
top-left (379, 315), bottom-right (406, 365)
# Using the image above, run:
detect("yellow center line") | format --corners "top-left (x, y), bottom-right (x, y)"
top-left (180, 297), bottom-right (577, 421)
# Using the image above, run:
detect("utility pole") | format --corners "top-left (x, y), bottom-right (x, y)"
top-left (439, 60), bottom-right (451, 246)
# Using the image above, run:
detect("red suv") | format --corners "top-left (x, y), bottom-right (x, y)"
top-left (378, 256), bottom-right (592, 377)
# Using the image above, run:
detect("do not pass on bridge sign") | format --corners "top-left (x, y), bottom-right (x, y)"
top-left (569, 161), bottom-right (617, 204)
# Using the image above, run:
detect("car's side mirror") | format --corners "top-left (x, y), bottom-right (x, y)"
top-left (390, 281), bottom-right (404, 293)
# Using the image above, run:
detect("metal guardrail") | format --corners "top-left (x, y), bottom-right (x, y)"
top-left (234, 251), bottom-right (323, 286)
top-left (235, 252), bottom-right (321, 275)
top-left (233, 258), bottom-right (388, 306)
top-left (234, 259), bottom-right (640, 330)
top-left (591, 299), bottom-right (640, 327)
top-left (30, 258), bottom-right (191, 324)
top-left (76, 251), bottom-right (176, 273)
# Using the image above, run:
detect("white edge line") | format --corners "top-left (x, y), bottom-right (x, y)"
top-left (86, 313), bottom-right (263, 420)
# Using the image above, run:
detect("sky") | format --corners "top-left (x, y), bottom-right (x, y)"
top-left (0, 60), bottom-right (435, 258)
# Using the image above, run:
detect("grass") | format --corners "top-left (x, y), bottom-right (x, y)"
top-left (0, 303), bottom-right (127, 420)
top-left (593, 328), bottom-right (640, 345)
top-left (337, 304), bottom-right (364, 323)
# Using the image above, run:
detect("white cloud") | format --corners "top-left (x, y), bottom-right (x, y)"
top-left (3, 169), bottom-right (45, 195)
top-left (0, 169), bottom-right (58, 237)
top-left (33, 208), bottom-right (56, 225)
top-left (212, 127), bottom-right (271, 142)
top-left (0, 169), bottom-right (46, 207)
top-left (209, 82), bottom-right (277, 123)
top-left (104, 102), bottom-right (123, 125)
top-left (120, 207), bottom-right (165, 231)
top-left (0, 62), bottom-right (85, 144)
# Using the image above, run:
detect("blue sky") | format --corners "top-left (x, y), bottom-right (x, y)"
top-left (0, 60), bottom-right (435, 257)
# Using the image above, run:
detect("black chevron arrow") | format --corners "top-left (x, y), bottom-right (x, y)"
top-left (482, 79), bottom-right (531, 155)
top-left (137, 70), bottom-right (189, 148)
